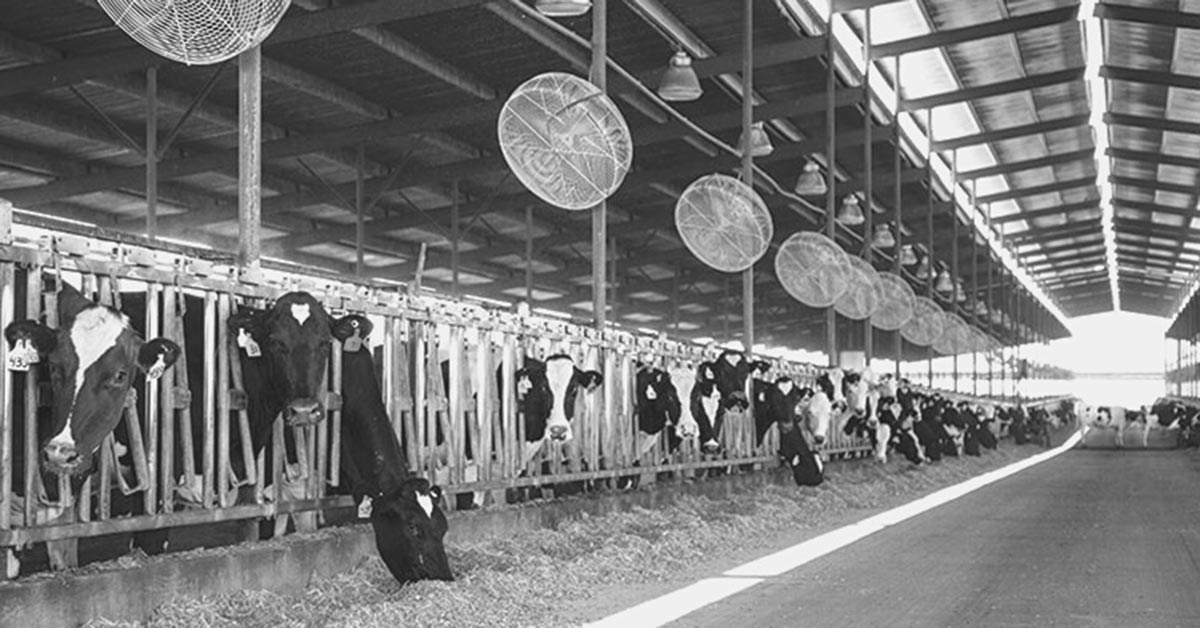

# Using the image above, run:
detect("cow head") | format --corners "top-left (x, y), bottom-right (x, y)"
top-left (635, 365), bottom-right (681, 437)
top-left (229, 292), bottom-right (333, 426)
top-left (667, 365), bottom-right (702, 441)
top-left (371, 477), bottom-right (453, 583)
top-left (692, 361), bottom-right (723, 453)
top-left (798, 386), bottom-right (832, 446)
top-left (842, 370), bottom-right (871, 418)
top-left (516, 354), bottom-right (601, 443)
top-left (712, 350), bottom-right (752, 411)
top-left (4, 283), bottom-right (180, 475)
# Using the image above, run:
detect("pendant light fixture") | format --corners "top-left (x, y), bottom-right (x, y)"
top-left (657, 51), bottom-right (703, 102)
top-left (954, 281), bottom-right (967, 303)
top-left (836, 195), bottom-right (865, 225)
top-left (740, 121), bottom-right (773, 157)
top-left (899, 244), bottom-right (918, 266)
top-left (935, 266), bottom-right (954, 294)
top-left (535, 0), bottom-right (592, 17)
top-left (793, 159), bottom-right (827, 196)
top-left (871, 223), bottom-right (896, 249)
top-left (915, 255), bottom-right (931, 279)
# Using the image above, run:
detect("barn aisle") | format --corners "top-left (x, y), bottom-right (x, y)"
top-left (666, 449), bottom-right (1200, 627)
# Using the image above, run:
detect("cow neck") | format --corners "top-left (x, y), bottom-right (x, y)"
top-left (65, 306), bottom-right (128, 424)
top-left (340, 347), bottom-right (409, 494)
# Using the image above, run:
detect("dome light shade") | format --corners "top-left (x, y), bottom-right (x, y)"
top-left (740, 121), bottom-right (774, 157)
top-left (954, 282), bottom-right (967, 303)
top-left (872, 223), bottom-right (896, 249)
top-left (899, 244), bottom-right (918, 266)
top-left (794, 159), bottom-right (827, 196)
top-left (658, 51), bottom-right (703, 102)
top-left (935, 268), bottom-right (954, 294)
top-left (974, 301), bottom-right (989, 316)
top-left (535, 0), bottom-right (592, 16)
top-left (914, 255), bottom-right (931, 279)
top-left (836, 195), bottom-right (865, 225)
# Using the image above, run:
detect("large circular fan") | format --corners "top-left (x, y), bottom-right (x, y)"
top-left (498, 73), bottom-right (633, 211)
top-left (676, 174), bottom-right (774, 272)
top-left (900, 296), bottom-right (944, 346)
top-left (97, 0), bottom-right (290, 66)
top-left (871, 271), bottom-right (916, 331)
top-left (834, 256), bottom-right (884, 320)
top-left (775, 231), bottom-right (850, 307)
top-left (933, 314), bottom-right (973, 355)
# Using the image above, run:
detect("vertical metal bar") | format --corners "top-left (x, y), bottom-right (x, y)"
top-left (825, 15), bottom-right (838, 367)
top-left (610, 238), bottom-right (619, 322)
top-left (146, 66), bottom-right (158, 241)
top-left (451, 179), bottom-right (460, 297)
top-left (0, 263), bottom-right (12, 531)
top-left (862, 6), bottom-right (873, 365)
top-left (327, 340), bottom-right (342, 489)
top-left (143, 283), bottom-right (160, 514)
top-left (356, 143), bottom-right (365, 278)
top-left (950, 150), bottom-right (959, 393)
top-left (202, 292), bottom-right (217, 507)
top-left (741, 0), bottom-right (755, 359)
top-left (971, 181), bottom-right (979, 396)
top-left (160, 285), bottom-right (176, 513)
top-left (591, 0), bottom-right (608, 330)
top-left (926, 109), bottom-right (934, 387)
top-left (986, 204), bottom-right (994, 398)
top-left (893, 56), bottom-right (903, 374)
top-left (217, 293), bottom-right (231, 507)
top-left (525, 206), bottom-right (534, 303)
top-left (238, 46), bottom-right (262, 271)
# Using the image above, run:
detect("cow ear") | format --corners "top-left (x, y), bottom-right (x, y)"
top-left (56, 282), bottom-right (94, 329)
top-left (580, 370), bottom-right (603, 390)
top-left (4, 320), bottom-right (56, 353)
top-left (137, 338), bottom-right (181, 380)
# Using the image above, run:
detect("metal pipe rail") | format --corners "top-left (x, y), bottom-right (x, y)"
top-left (0, 229), bottom-right (873, 568)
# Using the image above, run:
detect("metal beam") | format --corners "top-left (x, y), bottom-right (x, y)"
top-left (902, 68), bottom-right (1085, 112)
top-left (958, 149), bottom-right (1095, 180)
top-left (871, 6), bottom-right (1080, 59)
top-left (1112, 199), bottom-right (1198, 220)
top-left (1110, 176), bottom-right (1200, 198)
top-left (1106, 147), bottom-right (1200, 170)
top-left (1113, 217), bottom-right (1200, 237)
top-left (1022, 239), bottom-right (1106, 258)
top-left (1007, 219), bottom-right (1102, 243)
top-left (832, 0), bottom-right (905, 12)
top-left (975, 176), bottom-right (1097, 205)
top-left (991, 201), bottom-right (1100, 224)
top-left (1101, 65), bottom-right (1200, 92)
top-left (931, 114), bottom-right (1089, 152)
top-left (1105, 112), bottom-right (1200, 137)
top-left (0, 0), bottom-right (494, 98)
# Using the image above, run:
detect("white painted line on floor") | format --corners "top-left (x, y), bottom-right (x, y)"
top-left (583, 431), bottom-right (1082, 628)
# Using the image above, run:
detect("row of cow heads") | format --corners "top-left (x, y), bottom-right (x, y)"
top-left (515, 354), bottom-right (603, 444)
top-left (4, 283), bottom-right (181, 476)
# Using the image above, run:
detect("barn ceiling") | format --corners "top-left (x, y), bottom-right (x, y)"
top-left (13, 0), bottom-right (1197, 354)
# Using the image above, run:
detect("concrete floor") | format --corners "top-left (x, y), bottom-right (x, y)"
top-left (669, 449), bottom-right (1200, 628)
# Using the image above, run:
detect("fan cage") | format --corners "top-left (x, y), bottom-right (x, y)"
top-left (98, 0), bottom-right (291, 66)
top-left (774, 231), bottom-right (851, 308)
top-left (675, 174), bottom-right (774, 273)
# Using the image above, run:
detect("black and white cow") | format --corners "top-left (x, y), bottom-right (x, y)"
top-left (634, 364), bottom-right (685, 456)
top-left (513, 354), bottom-right (602, 466)
top-left (332, 314), bottom-right (453, 583)
top-left (688, 361), bottom-right (724, 454)
top-left (753, 376), bottom-right (803, 446)
top-left (4, 282), bottom-right (180, 477)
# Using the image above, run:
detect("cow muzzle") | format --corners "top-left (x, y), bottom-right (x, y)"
top-left (43, 442), bottom-right (82, 474)
top-left (548, 424), bottom-right (571, 442)
top-left (812, 434), bottom-right (826, 446)
top-left (286, 398), bottom-right (324, 426)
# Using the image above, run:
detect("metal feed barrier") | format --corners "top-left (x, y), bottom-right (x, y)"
top-left (0, 227), bottom-right (878, 577)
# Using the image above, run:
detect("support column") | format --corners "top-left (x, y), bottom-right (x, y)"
top-left (451, 179), bottom-right (460, 296)
top-left (525, 206), bottom-right (534, 303)
top-left (950, 150), bottom-right (959, 393)
top-left (742, 0), bottom-right (755, 357)
top-left (355, 144), bottom-right (365, 278)
top-left (590, 0), bottom-right (608, 330)
top-left (146, 66), bottom-right (158, 241)
top-left (892, 56), bottom-right (903, 376)
top-left (925, 109), bottom-right (934, 388)
top-left (237, 47), bottom-right (262, 272)
top-left (862, 7), bottom-right (874, 365)
top-left (971, 180), bottom-right (979, 396)
top-left (825, 15), bottom-right (838, 368)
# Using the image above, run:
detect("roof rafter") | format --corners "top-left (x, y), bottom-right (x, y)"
top-left (991, 201), bottom-right (1099, 224)
top-left (901, 68), bottom-right (1085, 112)
top-left (931, 114), bottom-right (1089, 152)
top-left (871, 6), bottom-right (1080, 60)
top-left (975, 176), bottom-right (1097, 205)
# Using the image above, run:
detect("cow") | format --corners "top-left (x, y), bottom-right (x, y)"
top-left (665, 365), bottom-right (703, 446)
top-left (839, 368), bottom-right (896, 463)
top-left (4, 282), bottom-right (180, 477)
top-left (331, 313), bottom-right (452, 583)
top-left (634, 364), bottom-right (683, 456)
top-left (513, 354), bottom-right (602, 467)
top-left (879, 395), bottom-right (924, 465)
top-left (688, 361), bottom-right (724, 454)
top-left (753, 376), bottom-right (804, 446)
top-left (781, 384), bottom-right (830, 486)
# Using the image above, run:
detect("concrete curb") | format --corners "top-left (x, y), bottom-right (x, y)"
top-left (0, 468), bottom-right (794, 627)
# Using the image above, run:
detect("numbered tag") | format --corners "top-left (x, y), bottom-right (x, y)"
top-left (236, 329), bottom-right (261, 358)
top-left (7, 339), bottom-right (38, 372)
top-left (357, 495), bottom-right (373, 519)
top-left (146, 354), bottom-right (167, 381)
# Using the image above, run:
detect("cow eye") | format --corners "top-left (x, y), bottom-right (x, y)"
top-left (111, 370), bottom-right (129, 386)
top-left (409, 525), bottom-right (423, 538)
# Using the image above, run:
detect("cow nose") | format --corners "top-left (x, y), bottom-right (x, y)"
top-left (813, 434), bottom-right (826, 445)
top-left (286, 398), bottom-right (324, 425)
top-left (548, 425), bottom-right (569, 441)
top-left (44, 443), bottom-right (80, 471)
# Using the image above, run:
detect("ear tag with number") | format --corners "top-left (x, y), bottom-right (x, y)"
top-left (237, 329), bottom-right (261, 358)
top-left (7, 339), bottom-right (38, 372)
top-left (358, 495), bottom-right (373, 519)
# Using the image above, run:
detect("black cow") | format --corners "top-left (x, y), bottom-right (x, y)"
top-left (753, 376), bottom-right (804, 446)
top-left (701, 352), bottom-right (768, 454)
top-left (690, 361), bottom-right (723, 454)
top-left (4, 282), bottom-right (180, 477)
top-left (332, 314), bottom-right (452, 583)
top-left (513, 354), bottom-right (602, 467)
top-left (634, 365), bottom-right (683, 455)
